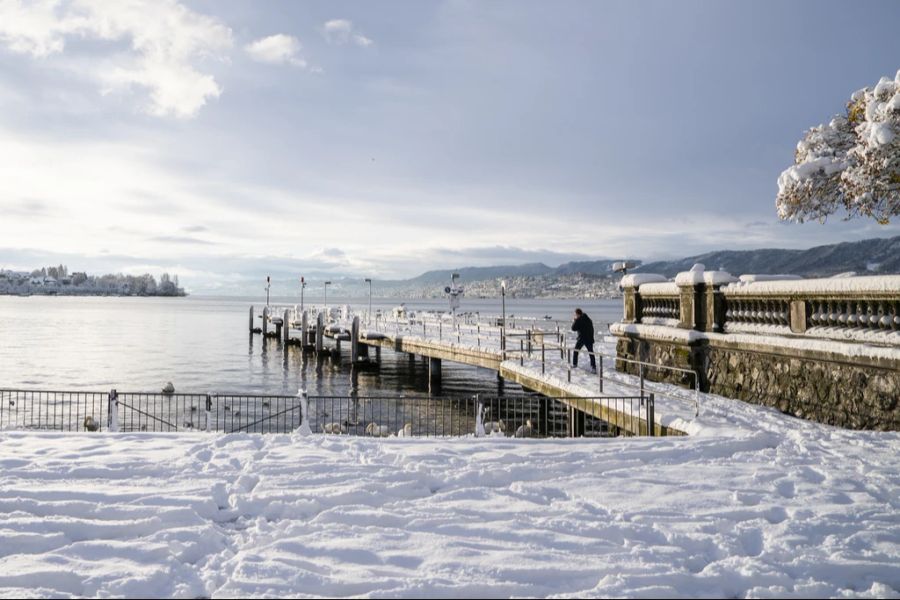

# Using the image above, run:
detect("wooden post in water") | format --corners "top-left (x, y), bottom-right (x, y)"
top-left (249, 306), bottom-right (254, 333)
top-left (301, 311), bottom-right (309, 347)
top-left (283, 309), bottom-right (290, 344)
top-left (351, 316), bottom-right (360, 364)
top-left (262, 307), bottom-right (269, 337)
top-left (428, 357), bottom-right (441, 393)
top-left (315, 312), bottom-right (324, 354)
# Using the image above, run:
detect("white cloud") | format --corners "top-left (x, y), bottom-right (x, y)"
top-left (244, 34), bottom-right (307, 67)
top-left (0, 0), bottom-right (233, 118)
top-left (321, 19), bottom-right (373, 47)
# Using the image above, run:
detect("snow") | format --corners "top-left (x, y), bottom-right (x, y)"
top-left (621, 273), bottom-right (667, 288)
top-left (674, 263), bottom-right (705, 286)
top-left (1, 418), bottom-right (897, 598)
top-left (1, 312), bottom-right (899, 597)
top-left (637, 281), bottom-right (680, 296)
top-left (737, 274), bottom-right (802, 283)
top-left (723, 275), bottom-right (900, 295)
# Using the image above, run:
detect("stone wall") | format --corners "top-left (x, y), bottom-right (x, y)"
top-left (615, 332), bottom-right (900, 431)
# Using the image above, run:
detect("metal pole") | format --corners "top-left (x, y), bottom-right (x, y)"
top-left (541, 342), bottom-right (545, 375)
top-left (599, 355), bottom-right (604, 393)
top-left (640, 363), bottom-right (645, 402)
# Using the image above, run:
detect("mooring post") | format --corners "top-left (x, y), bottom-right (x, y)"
top-left (249, 305), bottom-right (254, 333)
top-left (301, 311), bottom-right (309, 347)
top-left (647, 393), bottom-right (656, 436)
top-left (351, 316), bottom-right (360, 364)
top-left (262, 307), bottom-right (269, 337)
top-left (315, 312), bottom-right (324, 354)
top-left (567, 349), bottom-right (572, 383)
top-left (283, 309), bottom-right (290, 344)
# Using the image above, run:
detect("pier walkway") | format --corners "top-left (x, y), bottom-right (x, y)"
top-left (254, 306), bottom-right (699, 436)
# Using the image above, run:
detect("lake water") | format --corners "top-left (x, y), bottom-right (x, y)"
top-left (0, 295), bottom-right (622, 397)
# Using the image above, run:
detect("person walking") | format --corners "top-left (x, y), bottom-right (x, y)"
top-left (571, 308), bottom-right (596, 372)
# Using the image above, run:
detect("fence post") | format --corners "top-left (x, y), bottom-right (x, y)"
top-left (567, 349), bottom-right (571, 382)
top-left (474, 394), bottom-right (485, 437)
top-left (647, 393), bottom-right (655, 437)
top-left (297, 388), bottom-right (312, 436)
top-left (108, 389), bottom-right (119, 432)
top-left (205, 393), bottom-right (213, 432)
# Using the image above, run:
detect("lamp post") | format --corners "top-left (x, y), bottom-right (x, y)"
top-left (266, 275), bottom-right (271, 307)
top-left (500, 280), bottom-right (507, 355)
top-left (365, 278), bottom-right (372, 325)
top-left (300, 276), bottom-right (306, 313)
top-left (324, 281), bottom-right (332, 314)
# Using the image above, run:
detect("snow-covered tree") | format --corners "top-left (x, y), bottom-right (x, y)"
top-left (776, 70), bottom-right (900, 224)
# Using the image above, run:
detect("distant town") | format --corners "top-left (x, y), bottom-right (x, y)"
top-left (0, 265), bottom-right (186, 297)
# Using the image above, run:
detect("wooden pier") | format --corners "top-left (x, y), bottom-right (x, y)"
top-left (249, 306), bottom-right (688, 437)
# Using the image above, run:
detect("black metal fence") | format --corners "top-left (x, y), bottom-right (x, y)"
top-left (0, 389), bottom-right (656, 438)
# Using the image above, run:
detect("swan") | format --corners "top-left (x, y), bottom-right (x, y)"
top-left (365, 422), bottom-right (391, 437)
top-left (397, 423), bottom-right (413, 437)
top-left (515, 419), bottom-right (534, 438)
top-left (323, 422), bottom-right (348, 434)
top-left (484, 419), bottom-right (506, 435)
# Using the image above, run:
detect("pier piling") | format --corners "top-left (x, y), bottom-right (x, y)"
top-left (315, 312), bottom-right (324, 354)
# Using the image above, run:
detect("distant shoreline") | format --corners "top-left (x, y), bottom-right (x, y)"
top-left (0, 291), bottom-right (187, 298)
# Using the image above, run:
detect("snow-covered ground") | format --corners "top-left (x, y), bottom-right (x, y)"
top-left (1, 316), bottom-right (897, 598)
top-left (1, 409), bottom-right (898, 598)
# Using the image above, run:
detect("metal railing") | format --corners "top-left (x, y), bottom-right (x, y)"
top-left (0, 389), bottom-right (658, 437)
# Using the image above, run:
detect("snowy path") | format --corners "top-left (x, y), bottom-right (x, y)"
top-left (1, 426), bottom-right (897, 598)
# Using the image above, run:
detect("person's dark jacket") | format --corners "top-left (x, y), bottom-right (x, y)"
top-left (571, 313), bottom-right (595, 343)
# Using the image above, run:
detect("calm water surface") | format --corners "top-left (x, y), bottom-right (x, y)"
top-left (0, 295), bottom-right (621, 396)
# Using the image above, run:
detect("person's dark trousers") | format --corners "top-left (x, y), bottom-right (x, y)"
top-left (573, 340), bottom-right (596, 369)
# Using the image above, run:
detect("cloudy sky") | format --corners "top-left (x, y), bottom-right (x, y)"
top-left (1, 0), bottom-right (898, 293)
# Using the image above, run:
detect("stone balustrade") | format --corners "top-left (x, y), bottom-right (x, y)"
top-left (615, 268), bottom-right (900, 430)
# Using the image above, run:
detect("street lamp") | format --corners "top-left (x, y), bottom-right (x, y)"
top-left (364, 278), bottom-right (372, 325)
top-left (324, 281), bottom-right (332, 314)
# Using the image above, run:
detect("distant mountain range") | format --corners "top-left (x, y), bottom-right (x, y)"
top-left (395, 260), bottom-right (625, 286)
top-left (634, 235), bottom-right (900, 278)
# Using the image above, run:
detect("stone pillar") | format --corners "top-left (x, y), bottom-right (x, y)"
top-left (623, 286), bottom-right (642, 323)
top-left (678, 282), bottom-right (705, 330)
top-left (790, 300), bottom-right (808, 333)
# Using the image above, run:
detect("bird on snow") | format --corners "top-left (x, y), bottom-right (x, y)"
top-left (365, 422), bottom-right (391, 437)
top-left (323, 422), bottom-right (348, 434)
top-left (162, 382), bottom-right (175, 395)
top-left (396, 423), bottom-right (413, 437)
top-left (484, 419), bottom-right (506, 435)
top-left (83, 416), bottom-right (100, 432)
top-left (514, 419), bottom-right (534, 438)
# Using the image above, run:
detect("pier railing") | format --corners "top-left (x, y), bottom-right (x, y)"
top-left (0, 389), bottom-right (656, 438)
